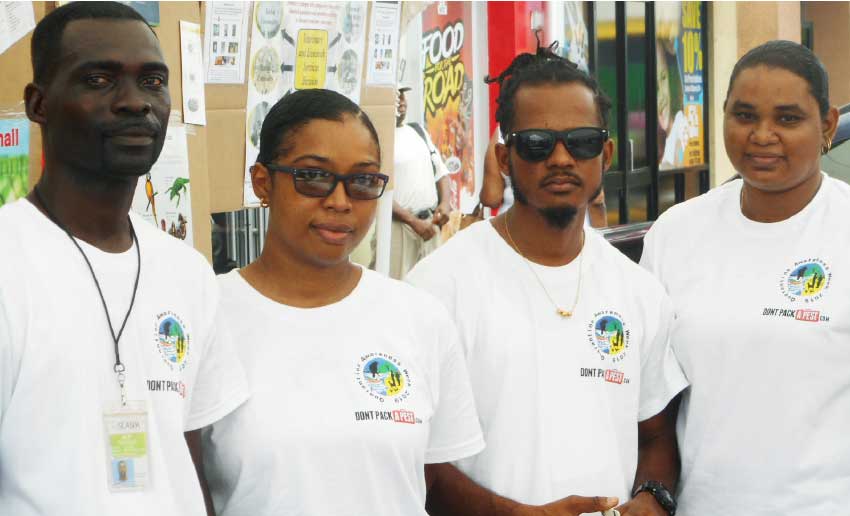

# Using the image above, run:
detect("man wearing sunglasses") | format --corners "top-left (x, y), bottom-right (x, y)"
top-left (408, 44), bottom-right (687, 516)
top-left (389, 84), bottom-right (453, 280)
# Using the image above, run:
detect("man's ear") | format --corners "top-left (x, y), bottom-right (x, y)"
top-left (24, 83), bottom-right (47, 125)
top-left (250, 163), bottom-right (273, 206)
top-left (495, 142), bottom-right (510, 175)
top-left (601, 138), bottom-right (615, 172)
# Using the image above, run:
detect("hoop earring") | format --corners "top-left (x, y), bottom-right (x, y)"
top-left (822, 136), bottom-right (833, 155)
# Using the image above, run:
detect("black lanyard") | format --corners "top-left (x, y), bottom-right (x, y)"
top-left (33, 186), bottom-right (141, 405)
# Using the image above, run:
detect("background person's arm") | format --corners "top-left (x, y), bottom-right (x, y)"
top-left (393, 200), bottom-right (436, 241)
top-left (425, 462), bottom-right (618, 516)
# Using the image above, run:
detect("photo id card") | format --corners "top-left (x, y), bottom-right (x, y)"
top-left (103, 401), bottom-right (149, 492)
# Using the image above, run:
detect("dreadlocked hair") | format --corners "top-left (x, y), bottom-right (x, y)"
top-left (485, 32), bottom-right (612, 137)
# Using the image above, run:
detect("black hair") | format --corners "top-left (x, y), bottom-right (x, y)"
top-left (32, 1), bottom-right (153, 85)
top-left (727, 40), bottom-right (830, 117)
top-left (486, 32), bottom-right (612, 137)
top-left (257, 89), bottom-right (381, 164)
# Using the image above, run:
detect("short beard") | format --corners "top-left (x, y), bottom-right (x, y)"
top-left (508, 159), bottom-right (580, 230)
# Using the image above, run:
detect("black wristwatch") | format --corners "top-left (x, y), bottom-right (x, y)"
top-left (632, 480), bottom-right (677, 516)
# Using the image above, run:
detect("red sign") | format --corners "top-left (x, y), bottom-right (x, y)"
top-left (604, 369), bottom-right (625, 385)
top-left (392, 410), bottom-right (416, 424)
top-left (795, 309), bottom-right (820, 322)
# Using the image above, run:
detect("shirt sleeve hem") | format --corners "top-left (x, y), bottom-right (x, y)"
top-left (638, 379), bottom-right (688, 422)
top-left (184, 387), bottom-right (250, 432)
top-left (425, 434), bottom-right (486, 464)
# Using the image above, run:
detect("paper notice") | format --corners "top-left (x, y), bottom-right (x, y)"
top-left (365, 1), bottom-right (400, 86)
top-left (0, 2), bottom-right (35, 55)
top-left (179, 21), bottom-right (207, 126)
top-left (204, 2), bottom-right (252, 84)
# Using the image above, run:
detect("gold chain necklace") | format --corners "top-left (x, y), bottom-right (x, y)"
top-left (502, 212), bottom-right (585, 318)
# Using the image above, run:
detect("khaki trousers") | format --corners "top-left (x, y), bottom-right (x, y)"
top-left (389, 219), bottom-right (441, 280)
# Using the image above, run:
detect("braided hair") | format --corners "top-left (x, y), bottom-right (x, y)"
top-left (486, 33), bottom-right (612, 138)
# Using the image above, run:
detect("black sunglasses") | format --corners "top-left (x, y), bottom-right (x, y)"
top-left (505, 127), bottom-right (609, 162)
top-left (263, 164), bottom-right (389, 200)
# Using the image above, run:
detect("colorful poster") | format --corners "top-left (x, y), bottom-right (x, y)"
top-left (131, 125), bottom-right (194, 246)
top-left (204, 1), bottom-right (251, 84)
top-left (655, 1), bottom-right (704, 170)
top-left (243, 1), bottom-right (367, 206)
top-left (421, 2), bottom-right (474, 210)
top-left (0, 118), bottom-right (28, 207)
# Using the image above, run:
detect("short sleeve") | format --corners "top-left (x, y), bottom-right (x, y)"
top-left (184, 279), bottom-right (250, 431)
top-left (425, 318), bottom-right (485, 464)
top-left (639, 222), bottom-right (662, 278)
top-left (638, 293), bottom-right (688, 421)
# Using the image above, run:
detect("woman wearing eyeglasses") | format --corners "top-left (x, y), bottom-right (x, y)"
top-left (641, 41), bottom-right (847, 515)
top-left (200, 89), bottom-right (484, 516)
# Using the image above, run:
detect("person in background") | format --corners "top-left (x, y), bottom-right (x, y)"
top-left (0, 3), bottom-right (249, 515)
top-left (482, 124), bottom-right (608, 227)
top-left (408, 41), bottom-right (686, 516)
top-left (390, 84), bottom-right (453, 279)
top-left (641, 40), bottom-right (846, 516)
top-left (201, 89), bottom-right (484, 516)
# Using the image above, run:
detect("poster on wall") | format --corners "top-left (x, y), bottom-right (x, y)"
top-left (0, 117), bottom-right (29, 207)
top-left (204, 1), bottom-right (252, 84)
top-left (655, 1), bottom-right (704, 170)
top-left (561, 2), bottom-right (589, 72)
top-left (421, 1), bottom-right (474, 211)
top-left (131, 125), bottom-right (194, 246)
top-left (243, 1), bottom-right (367, 206)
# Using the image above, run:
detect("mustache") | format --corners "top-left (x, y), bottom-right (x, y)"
top-left (539, 171), bottom-right (583, 187)
top-left (103, 117), bottom-right (162, 136)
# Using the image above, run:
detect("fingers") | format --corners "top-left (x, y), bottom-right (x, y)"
top-left (556, 495), bottom-right (619, 514)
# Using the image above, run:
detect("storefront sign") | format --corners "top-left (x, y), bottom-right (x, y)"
top-left (422, 1), bottom-right (474, 210)
top-left (656, 1), bottom-right (704, 170)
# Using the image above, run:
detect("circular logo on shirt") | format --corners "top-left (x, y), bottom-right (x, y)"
top-left (155, 311), bottom-right (190, 371)
top-left (355, 352), bottom-right (411, 403)
top-left (780, 259), bottom-right (831, 303)
top-left (587, 311), bottom-right (630, 362)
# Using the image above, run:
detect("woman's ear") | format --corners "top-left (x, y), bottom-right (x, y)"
top-left (251, 163), bottom-right (273, 207)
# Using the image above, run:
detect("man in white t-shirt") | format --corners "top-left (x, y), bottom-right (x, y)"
top-left (390, 85), bottom-right (452, 279)
top-left (0, 4), bottom-right (249, 515)
top-left (408, 46), bottom-right (687, 516)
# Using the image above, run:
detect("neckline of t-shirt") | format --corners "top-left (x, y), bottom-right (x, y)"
top-left (483, 218), bottom-right (592, 273)
top-left (227, 263), bottom-right (371, 315)
top-left (730, 171), bottom-right (830, 234)
top-left (22, 198), bottom-right (139, 259)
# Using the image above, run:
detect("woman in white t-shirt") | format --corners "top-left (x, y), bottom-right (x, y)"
top-left (201, 89), bottom-right (484, 516)
top-left (641, 41), bottom-right (846, 515)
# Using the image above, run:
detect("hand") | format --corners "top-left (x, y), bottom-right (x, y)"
top-left (616, 492), bottom-right (666, 516)
top-left (409, 217), bottom-right (437, 241)
top-left (513, 495), bottom-right (619, 516)
top-left (433, 203), bottom-right (451, 227)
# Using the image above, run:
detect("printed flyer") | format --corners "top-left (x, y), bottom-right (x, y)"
top-left (422, 2), bottom-right (475, 210)
top-left (0, 117), bottom-right (29, 208)
top-left (243, 1), bottom-right (367, 206)
top-left (656, 1), bottom-right (705, 170)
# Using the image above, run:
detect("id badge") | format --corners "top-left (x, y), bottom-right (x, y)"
top-left (103, 401), bottom-right (149, 492)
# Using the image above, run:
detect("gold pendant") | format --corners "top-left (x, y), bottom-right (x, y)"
top-left (557, 308), bottom-right (572, 318)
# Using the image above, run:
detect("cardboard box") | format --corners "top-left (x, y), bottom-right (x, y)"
top-left (206, 109), bottom-right (246, 212)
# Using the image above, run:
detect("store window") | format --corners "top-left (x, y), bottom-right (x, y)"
top-left (594, 1), bottom-right (708, 226)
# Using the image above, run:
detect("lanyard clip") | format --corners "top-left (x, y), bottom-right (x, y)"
top-left (114, 363), bottom-right (127, 406)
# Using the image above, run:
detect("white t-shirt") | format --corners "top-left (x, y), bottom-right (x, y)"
top-left (394, 124), bottom-right (450, 213)
top-left (202, 268), bottom-right (484, 516)
top-left (641, 173), bottom-right (850, 515)
top-left (406, 221), bottom-right (687, 505)
top-left (0, 199), bottom-right (249, 516)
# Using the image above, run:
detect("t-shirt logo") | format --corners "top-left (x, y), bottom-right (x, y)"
top-left (155, 311), bottom-right (190, 371)
top-left (780, 259), bottom-right (831, 303)
top-left (587, 311), bottom-right (630, 363)
top-left (355, 352), bottom-right (411, 403)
